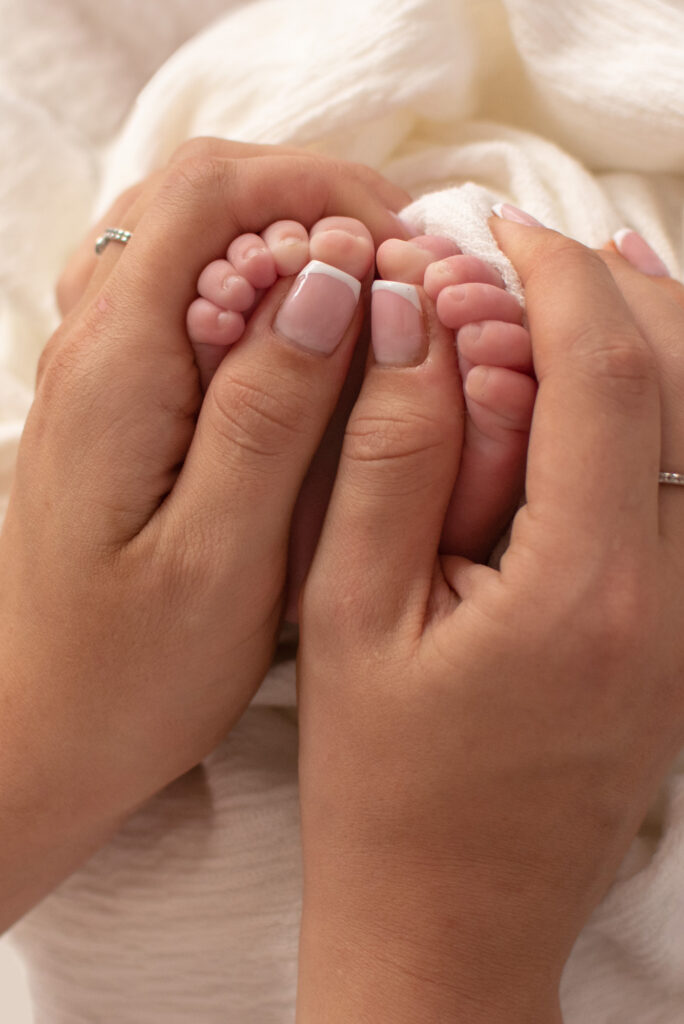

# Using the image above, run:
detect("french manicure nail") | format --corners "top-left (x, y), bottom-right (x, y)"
top-left (371, 281), bottom-right (425, 366)
top-left (492, 203), bottom-right (544, 227)
top-left (612, 228), bottom-right (670, 277)
top-left (275, 260), bottom-right (361, 354)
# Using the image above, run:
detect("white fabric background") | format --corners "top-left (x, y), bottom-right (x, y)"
top-left (0, 936), bottom-right (31, 1022)
top-left (1, 0), bottom-right (684, 1021)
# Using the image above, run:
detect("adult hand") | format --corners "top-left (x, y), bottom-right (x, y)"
top-left (0, 139), bottom-right (405, 932)
top-left (55, 137), bottom-right (409, 316)
top-left (55, 138), bottom-right (411, 622)
top-left (296, 219), bottom-right (684, 1023)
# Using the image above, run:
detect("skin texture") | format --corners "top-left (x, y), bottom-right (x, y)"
top-left (4, 134), bottom-right (683, 1018)
top-left (295, 221), bottom-right (684, 1022)
top-left (0, 139), bottom-right (408, 933)
top-left (60, 146), bottom-right (538, 617)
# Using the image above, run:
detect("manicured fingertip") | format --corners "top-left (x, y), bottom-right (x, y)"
top-left (491, 203), bottom-right (545, 227)
top-left (612, 228), bottom-right (671, 277)
top-left (371, 281), bottom-right (426, 367)
top-left (275, 260), bottom-right (361, 354)
top-left (387, 210), bottom-right (413, 239)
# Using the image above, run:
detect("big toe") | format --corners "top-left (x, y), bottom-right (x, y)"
top-left (376, 235), bottom-right (462, 284)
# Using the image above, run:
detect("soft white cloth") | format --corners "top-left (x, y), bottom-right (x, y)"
top-left (2, 0), bottom-right (684, 1020)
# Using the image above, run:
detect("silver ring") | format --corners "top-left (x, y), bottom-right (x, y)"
top-left (95, 227), bottom-right (132, 255)
top-left (659, 472), bottom-right (684, 486)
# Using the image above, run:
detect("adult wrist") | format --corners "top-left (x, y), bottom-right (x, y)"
top-left (0, 645), bottom-right (138, 932)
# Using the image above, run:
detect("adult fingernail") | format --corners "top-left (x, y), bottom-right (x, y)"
top-left (612, 228), bottom-right (670, 277)
top-left (275, 260), bottom-right (361, 354)
top-left (492, 203), bottom-right (544, 227)
top-left (371, 281), bottom-right (426, 366)
top-left (388, 210), bottom-right (412, 238)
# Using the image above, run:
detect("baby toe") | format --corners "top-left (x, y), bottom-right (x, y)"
top-left (187, 297), bottom-right (245, 348)
top-left (197, 260), bottom-right (256, 312)
top-left (376, 235), bottom-right (461, 284)
top-left (437, 283), bottom-right (524, 332)
top-left (227, 233), bottom-right (278, 289)
top-left (424, 255), bottom-right (504, 300)
top-left (261, 220), bottom-right (310, 276)
top-left (441, 366), bottom-right (536, 561)
top-left (309, 216), bottom-right (374, 279)
top-left (457, 321), bottom-right (534, 375)
top-left (464, 366), bottom-right (536, 439)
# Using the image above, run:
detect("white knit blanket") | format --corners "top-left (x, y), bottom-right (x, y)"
top-left (3, 1), bottom-right (684, 1021)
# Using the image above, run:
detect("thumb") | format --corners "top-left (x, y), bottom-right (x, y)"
top-left (304, 282), bottom-right (464, 637)
top-left (489, 208), bottom-right (660, 562)
top-left (158, 259), bottom-right (371, 571)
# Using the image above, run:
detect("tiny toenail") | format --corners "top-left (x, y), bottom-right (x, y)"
top-left (458, 323), bottom-right (483, 345)
top-left (465, 365), bottom-right (490, 400)
top-left (492, 203), bottom-right (544, 227)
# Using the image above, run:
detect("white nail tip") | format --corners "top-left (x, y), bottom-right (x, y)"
top-left (612, 228), bottom-right (633, 250)
top-left (299, 260), bottom-right (361, 301)
top-left (372, 280), bottom-right (421, 311)
top-left (491, 203), bottom-right (506, 218)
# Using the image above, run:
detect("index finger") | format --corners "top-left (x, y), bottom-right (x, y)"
top-left (490, 218), bottom-right (660, 561)
top-left (84, 153), bottom-right (402, 339)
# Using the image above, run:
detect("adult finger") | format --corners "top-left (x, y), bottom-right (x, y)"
top-left (54, 180), bottom-right (149, 320)
top-left (304, 284), bottom-right (465, 637)
top-left (156, 251), bottom-right (375, 594)
top-left (59, 140), bottom-right (409, 330)
top-left (29, 155), bottom-right (403, 552)
top-left (596, 249), bottom-right (684, 545)
top-left (166, 137), bottom-right (412, 216)
top-left (79, 153), bottom-right (406, 317)
top-left (489, 217), bottom-right (661, 562)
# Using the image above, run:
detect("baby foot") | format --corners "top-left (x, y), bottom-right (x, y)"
top-left (187, 216), bottom-right (374, 391)
top-left (376, 236), bottom-right (536, 563)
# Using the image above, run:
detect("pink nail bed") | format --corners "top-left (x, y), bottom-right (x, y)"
top-left (613, 229), bottom-right (670, 277)
top-left (274, 260), bottom-right (361, 354)
top-left (492, 203), bottom-right (544, 227)
top-left (371, 281), bottom-right (425, 366)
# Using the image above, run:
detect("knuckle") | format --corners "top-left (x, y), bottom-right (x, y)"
top-left (564, 563), bottom-right (656, 666)
top-left (342, 408), bottom-right (447, 486)
top-left (35, 309), bottom-right (110, 407)
top-left (168, 136), bottom-right (225, 166)
top-left (345, 159), bottom-right (386, 189)
top-left (36, 327), bottom-right (83, 395)
top-left (527, 237), bottom-right (606, 294)
top-left (35, 335), bottom-right (61, 388)
top-left (161, 154), bottom-right (236, 208)
top-left (254, 156), bottom-right (327, 218)
top-left (573, 327), bottom-right (658, 401)
top-left (208, 369), bottom-right (310, 460)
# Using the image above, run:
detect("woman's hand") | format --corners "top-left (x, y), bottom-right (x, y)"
top-left (0, 139), bottom-right (406, 932)
top-left (55, 138), bottom-right (409, 317)
top-left (295, 219), bottom-right (684, 1022)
